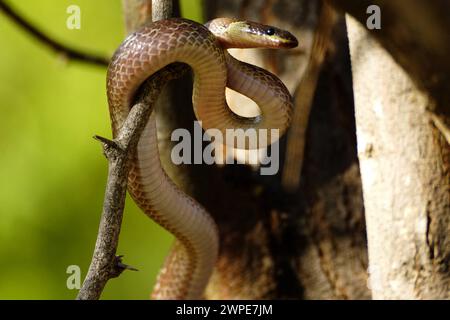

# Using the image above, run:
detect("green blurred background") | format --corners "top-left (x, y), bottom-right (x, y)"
top-left (0, 0), bottom-right (202, 299)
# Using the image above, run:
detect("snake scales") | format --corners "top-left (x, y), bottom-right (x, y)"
top-left (106, 17), bottom-right (297, 299)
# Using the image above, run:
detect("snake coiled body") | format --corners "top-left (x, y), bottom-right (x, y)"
top-left (106, 18), bottom-right (297, 299)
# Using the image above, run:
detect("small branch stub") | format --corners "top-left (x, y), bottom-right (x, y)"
top-left (111, 255), bottom-right (139, 278)
top-left (94, 135), bottom-right (125, 160)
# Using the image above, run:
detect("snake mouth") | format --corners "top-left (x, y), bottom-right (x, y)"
top-left (277, 31), bottom-right (299, 49)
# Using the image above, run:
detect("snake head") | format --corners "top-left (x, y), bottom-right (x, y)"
top-left (206, 18), bottom-right (298, 49)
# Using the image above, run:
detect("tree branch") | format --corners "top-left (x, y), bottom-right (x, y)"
top-left (0, 0), bottom-right (109, 67)
top-left (152, 0), bottom-right (172, 21)
top-left (76, 0), bottom-right (181, 300)
top-left (76, 63), bottom-right (186, 300)
top-left (121, 0), bottom-right (152, 34)
top-left (282, 1), bottom-right (338, 191)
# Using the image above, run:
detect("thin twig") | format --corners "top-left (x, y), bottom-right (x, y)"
top-left (0, 0), bottom-right (109, 67)
top-left (77, 0), bottom-right (181, 300)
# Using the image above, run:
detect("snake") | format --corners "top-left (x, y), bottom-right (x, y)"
top-left (106, 17), bottom-right (297, 299)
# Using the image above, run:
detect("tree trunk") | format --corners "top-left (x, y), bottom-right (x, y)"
top-left (346, 16), bottom-right (450, 299)
top-left (329, 0), bottom-right (450, 139)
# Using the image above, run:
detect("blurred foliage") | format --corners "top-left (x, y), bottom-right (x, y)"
top-left (0, 0), bottom-right (201, 299)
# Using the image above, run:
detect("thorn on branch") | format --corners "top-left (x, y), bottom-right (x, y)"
top-left (93, 135), bottom-right (126, 160)
top-left (111, 255), bottom-right (139, 278)
top-left (93, 135), bottom-right (120, 150)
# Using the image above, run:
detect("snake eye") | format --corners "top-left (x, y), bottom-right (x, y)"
top-left (265, 28), bottom-right (275, 36)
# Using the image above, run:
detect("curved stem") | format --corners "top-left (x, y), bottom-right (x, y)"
top-left (0, 0), bottom-right (109, 66)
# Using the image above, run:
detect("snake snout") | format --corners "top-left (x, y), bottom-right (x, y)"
top-left (278, 30), bottom-right (299, 49)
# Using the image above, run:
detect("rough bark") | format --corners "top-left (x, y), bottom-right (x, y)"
top-left (347, 16), bottom-right (450, 299)
top-left (203, 0), bottom-right (370, 299)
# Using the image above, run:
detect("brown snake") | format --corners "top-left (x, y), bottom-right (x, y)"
top-left (106, 18), bottom-right (297, 299)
